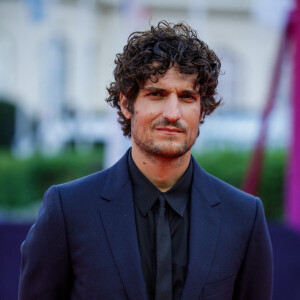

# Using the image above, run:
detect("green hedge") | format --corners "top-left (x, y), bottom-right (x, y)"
top-left (194, 149), bottom-right (285, 220)
top-left (0, 148), bottom-right (285, 220)
top-left (0, 149), bottom-right (104, 209)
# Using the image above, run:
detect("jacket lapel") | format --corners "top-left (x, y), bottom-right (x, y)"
top-left (98, 152), bottom-right (147, 300)
top-left (182, 157), bottom-right (222, 300)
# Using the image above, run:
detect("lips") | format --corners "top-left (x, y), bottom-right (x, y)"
top-left (156, 127), bottom-right (185, 133)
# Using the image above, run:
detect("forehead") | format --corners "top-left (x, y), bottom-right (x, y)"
top-left (144, 67), bottom-right (199, 90)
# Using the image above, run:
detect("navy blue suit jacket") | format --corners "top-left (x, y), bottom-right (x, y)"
top-left (19, 151), bottom-right (273, 299)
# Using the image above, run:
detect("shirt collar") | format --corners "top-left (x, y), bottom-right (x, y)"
top-left (163, 159), bottom-right (193, 217)
top-left (128, 149), bottom-right (193, 217)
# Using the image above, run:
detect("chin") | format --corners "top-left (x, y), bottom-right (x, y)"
top-left (143, 141), bottom-right (193, 159)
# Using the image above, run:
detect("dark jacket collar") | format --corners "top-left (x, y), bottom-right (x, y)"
top-left (100, 150), bottom-right (220, 208)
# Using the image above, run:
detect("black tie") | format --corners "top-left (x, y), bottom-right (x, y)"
top-left (155, 193), bottom-right (172, 300)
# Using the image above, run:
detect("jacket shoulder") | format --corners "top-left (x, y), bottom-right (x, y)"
top-left (56, 168), bottom-right (109, 196)
top-left (207, 170), bottom-right (257, 202)
top-left (51, 151), bottom-right (130, 203)
top-left (192, 158), bottom-right (261, 217)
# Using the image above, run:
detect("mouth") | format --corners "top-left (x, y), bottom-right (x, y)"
top-left (155, 127), bottom-right (185, 134)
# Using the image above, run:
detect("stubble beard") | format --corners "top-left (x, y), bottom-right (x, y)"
top-left (131, 120), bottom-right (199, 159)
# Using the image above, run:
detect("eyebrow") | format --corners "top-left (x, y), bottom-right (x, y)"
top-left (143, 87), bottom-right (166, 93)
top-left (143, 87), bottom-right (199, 95)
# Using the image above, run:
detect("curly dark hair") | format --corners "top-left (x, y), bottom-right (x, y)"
top-left (106, 20), bottom-right (222, 137)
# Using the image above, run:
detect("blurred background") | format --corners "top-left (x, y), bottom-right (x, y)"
top-left (0, 0), bottom-right (300, 299)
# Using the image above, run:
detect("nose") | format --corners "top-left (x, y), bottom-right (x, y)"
top-left (162, 94), bottom-right (181, 122)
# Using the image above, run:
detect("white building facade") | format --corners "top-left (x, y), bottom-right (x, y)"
top-left (0, 0), bottom-right (292, 160)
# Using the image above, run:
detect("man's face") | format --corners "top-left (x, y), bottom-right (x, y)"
top-left (122, 67), bottom-right (203, 159)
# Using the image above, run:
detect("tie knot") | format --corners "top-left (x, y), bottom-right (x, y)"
top-left (158, 194), bottom-right (166, 209)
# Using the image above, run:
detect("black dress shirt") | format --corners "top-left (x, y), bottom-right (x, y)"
top-left (128, 152), bottom-right (193, 300)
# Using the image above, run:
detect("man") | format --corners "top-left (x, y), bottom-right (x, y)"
top-left (19, 21), bottom-right (273, 300)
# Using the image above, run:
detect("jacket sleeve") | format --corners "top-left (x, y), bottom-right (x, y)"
top-left (18, 185), bottom-right (72, 300)
top-left (233, 197), bottom-right (273, 300)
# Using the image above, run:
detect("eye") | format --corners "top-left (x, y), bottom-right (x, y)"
top-left (146, 92), bottom-right (164, 99)
top-left (149, 92), bottom-right (161, 97)
top-left (180, 94), bottom-right (197, 102)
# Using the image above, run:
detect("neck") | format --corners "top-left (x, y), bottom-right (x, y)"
top-left (131, 144), bottom-right (191, 192)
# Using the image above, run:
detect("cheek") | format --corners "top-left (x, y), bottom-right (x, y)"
top-left (135, 109), bottom-right (156, 122)
top-left (188, 109), bottom-right (201, 123)
top-left (186, 113), bottom-right (201, 133)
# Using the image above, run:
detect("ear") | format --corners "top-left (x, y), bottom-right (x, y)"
top-left (120, 93), bottom-right (132, 119)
